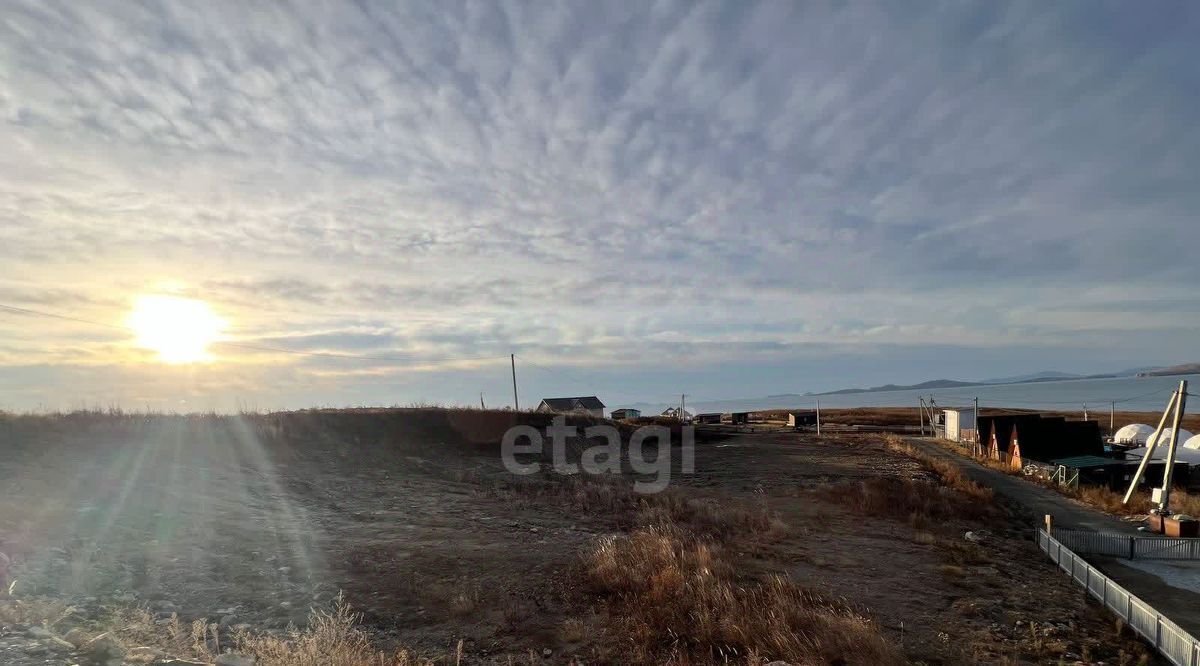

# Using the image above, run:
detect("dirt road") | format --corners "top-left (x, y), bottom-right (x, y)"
top-left (906, 436), bottom-right (1200, 636)
top-left (904, 437), bottom-right (1140, 532)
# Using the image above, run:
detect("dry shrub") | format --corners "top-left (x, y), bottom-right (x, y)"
top-left (583, 525), bottom-right (902, 665)
top-left (837, 476), bottom-right (993, 524)
top-left (95, 597), bottom-right (449, 666)
top-left (1071, 482), bottom-right (1200, 518)
top-left (234, 598), bottom-right (445, 666)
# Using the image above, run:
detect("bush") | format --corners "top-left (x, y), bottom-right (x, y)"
top-left (583, 525), bottom-right (902, 665)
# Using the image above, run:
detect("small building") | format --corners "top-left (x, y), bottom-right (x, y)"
top-left (695, 412), bottom-right (722, 424)
top-left (660, 407), bottom-right (693, 421)
top-left (720, 412), bottom-right (748, 427)
top-left (1008, 418), bottom-right (1102, 469)
top-left (535, 396), bottom-right (605, 418)
top-left (943, 408), bottom-right (977, 443)
top-left (1051, 455), bottom-right (1189, 491)
top-left (610, 408), bottom-right (641, 420)
top-left (787, 410), bottom-right (818, 428)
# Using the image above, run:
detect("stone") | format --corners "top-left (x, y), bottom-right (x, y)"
top-left (45, 636), bottom-right (75, 652)
top-left (25, 626), bottom-right (55, 639)
top-left (81, 632), bottom-right (125, 665)
top-left (63, 627), bottom-right (91, 648)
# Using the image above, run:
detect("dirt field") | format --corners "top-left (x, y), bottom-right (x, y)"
top-left (0, 410), bottom-right (1161, 664)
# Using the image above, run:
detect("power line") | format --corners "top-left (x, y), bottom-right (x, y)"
top-left (0, 302), bottom-right (507, 365)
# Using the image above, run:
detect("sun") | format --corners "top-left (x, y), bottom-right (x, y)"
top-left (128, 295), bottom-right (227, 363)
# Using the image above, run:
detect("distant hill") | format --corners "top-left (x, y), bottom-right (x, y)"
top-left (626, 365), bottom-right (1164, 415)
top-left (982, 370), bottom-right (1081, 384)
top-left (1138, 363), bottom-right (1200, 378)
top-left (817, 379), bottom-right (978, 395)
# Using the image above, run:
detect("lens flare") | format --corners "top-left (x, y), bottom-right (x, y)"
top-left (128, 295), bottom-right (226, 363)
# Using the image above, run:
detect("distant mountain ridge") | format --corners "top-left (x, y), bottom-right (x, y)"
top-left (817, 379), bottom-right (978, 395)
top-left (621, 365), bottom-right (1183, 415)
top-left (1138, 363), bottom-right (1200, 378)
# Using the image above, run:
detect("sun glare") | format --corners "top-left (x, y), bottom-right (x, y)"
top-left (128, 295), bottom-right (226, 363)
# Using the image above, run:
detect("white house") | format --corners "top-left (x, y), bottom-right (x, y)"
top-left (943, 408), bottom-right (976, 443)
top-left (535, 396), bottom-right (605, 418)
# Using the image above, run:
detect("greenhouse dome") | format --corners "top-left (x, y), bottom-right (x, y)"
top-left (1147, 428), bottom-right (1196, 448)
top-left (1113, 423), bottom-right (1154, 444)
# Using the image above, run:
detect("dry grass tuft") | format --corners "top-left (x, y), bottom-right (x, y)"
top-left (583, 524), bottom-right (902, 665)
top-left (234, 599), bottom-right (445, 665)
top-left (81, 596), bottom-right (450, 666)
top-left (0, 596), bottom-right (73, 627)
top-left (834, 474), bottom-right (994, 525)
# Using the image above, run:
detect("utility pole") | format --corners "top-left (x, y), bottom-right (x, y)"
top-left (680, 394), bottom-right (686, 422)
top-left (1110, 401), bottom-right (1115, 436)
top-left (973, 397), bottom-right (979, 445)
top-left (1124, 388), bottom-right (1180, 504)
top-left (919, 397), bottom-right (926, 436)
top-left (480, 392), bottom-right (485, 410)
top-left (510, 354), bottom-right (519, 411)
top-left (1159, 380), bottom-right (1189, 514)
top-left (1083, 403), bottom-right (1088, 421)
top-left (816, 397), bottom-right (821, 436)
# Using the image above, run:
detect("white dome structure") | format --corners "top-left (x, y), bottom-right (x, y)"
top-left (1147, 428), bottom-right (1196, 448)
top-left (1184, 434), bottom-right (1200, 451)
top-left (1113, 423), bottom-right (1155, 444)
top-left (1126, 445), bottom-right (1200, 464)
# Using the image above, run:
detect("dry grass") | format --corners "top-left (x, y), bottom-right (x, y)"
top-left (234, 599), bottom-right (450, 666)
top-left (0, 597), bottom-right (458, 666)
top-left (828, 435), bottom-right (998, 526)
top-left (583, 524), bottom-right (902, 665)
top-left (478, 472), bottom-right (788, 539)
top-left (884, 436), bottom-right (995, 504)
top-left (0, 596), bottom-right (72, 627)
top-left (927, 434), bottom-right (1200, 518)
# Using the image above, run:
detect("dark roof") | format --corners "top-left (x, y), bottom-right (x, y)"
top-left (1050, 455), bottom-right (1124, 469)
top-left (539, 396), bottom-right (605, 410)
top-left (1013, 418), bottom-right (1102, 460)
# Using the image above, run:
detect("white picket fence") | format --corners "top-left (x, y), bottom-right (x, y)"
top-left (1038, 528), bottom-right (1200, 665)
top-left (1052, 528), bottom-right (1200, 560)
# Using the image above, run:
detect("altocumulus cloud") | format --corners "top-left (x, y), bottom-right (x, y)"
top-left (0, 1), bottom-right (1198, 409)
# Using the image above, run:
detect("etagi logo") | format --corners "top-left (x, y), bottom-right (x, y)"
top-left (501, 416), bottom-right (694, 494)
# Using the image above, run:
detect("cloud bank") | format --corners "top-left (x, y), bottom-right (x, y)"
top-left (1, 1), bottom-right (1197, 409)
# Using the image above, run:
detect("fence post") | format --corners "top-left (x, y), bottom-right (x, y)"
top-left (1085, 565), bottom-right (1091, 598)
top-left (1130, 536), bottom-right (1136, 560)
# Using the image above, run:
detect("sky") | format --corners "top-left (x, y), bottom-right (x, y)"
top-left (1, 1), bottom-right (1198, 412)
